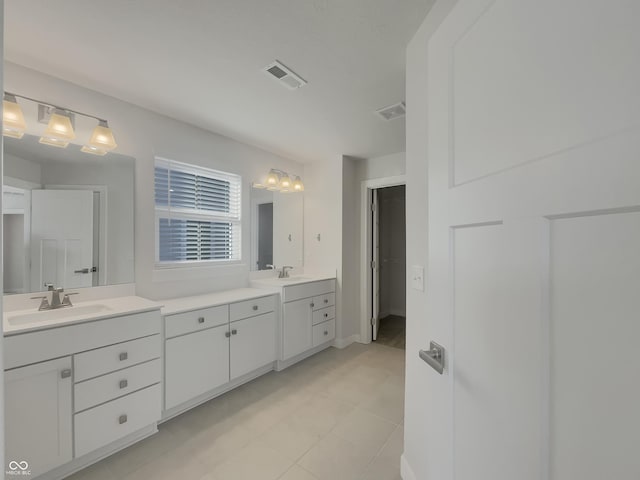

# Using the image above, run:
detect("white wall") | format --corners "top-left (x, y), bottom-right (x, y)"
top-left (403, 1), bottom-right (458, 478)
top-left (303, 157), bottom-right (344, 338)
top-left (341, 156), bottom-right (359, 340)
top-left (356, 152), bottom-right (406, 180)
top-left (4, 152), bottom-right (41, 185)
top-left (4, 62), bottom-right (306, 300)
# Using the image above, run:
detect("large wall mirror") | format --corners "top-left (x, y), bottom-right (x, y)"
top-left (250, 187), bottom-right (303, 271)
top-left (3, 134), bottom-right (135, 294)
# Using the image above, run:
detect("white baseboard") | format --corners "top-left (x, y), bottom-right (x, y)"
top-left (400, 454), bottom-right (417, 480)
top-left (333, 334), bottom-right (360, 349)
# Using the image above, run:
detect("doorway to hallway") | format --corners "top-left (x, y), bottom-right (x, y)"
top-left (371, 185), bottom-right (406, 349)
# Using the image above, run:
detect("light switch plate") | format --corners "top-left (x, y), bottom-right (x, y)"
top-left (412, 265), bottom-right (424, 291)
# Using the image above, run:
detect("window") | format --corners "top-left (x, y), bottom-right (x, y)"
top-left (154, 158), bottom-right (241, 265)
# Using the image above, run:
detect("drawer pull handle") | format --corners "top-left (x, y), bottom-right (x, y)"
top-left (119, 379), bottom-right (128, 389)
top-left (231, 329), bottom-right (238, 335)
top-left (60, 369), bottom-right (72, 379)
top-left (198, 317), bottom-right (205, 324)
top-left (324, 313), bottom-right (328, 318)
top-left (225, 331), bottom-right (231, 338)
top-left (310, 302), bottom-right (315, 308)
top-left (324, 330), bottom-right (328, 336)
top-left (324, 299), bottom-right (329, 304)
top-left (119, 352), bottom-right (128, 361)
top-left (119, 414), bottom-right (128, 425)
top-left (252, 305), bottom-right (258, 311)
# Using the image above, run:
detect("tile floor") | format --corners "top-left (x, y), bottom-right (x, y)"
top-left (68, 342), bottom-right (405, 480)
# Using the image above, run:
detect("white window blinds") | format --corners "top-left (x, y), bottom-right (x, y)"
top-left (154, 158), bottom-right (241, 264)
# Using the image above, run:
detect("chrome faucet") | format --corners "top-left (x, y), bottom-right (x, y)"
top-left (279, 266), bottom-right (294, 278)
top-left (31, 285), bottom-right (78, 311)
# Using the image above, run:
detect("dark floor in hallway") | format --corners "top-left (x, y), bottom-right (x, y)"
top-left (375, 315), bottom-right (406, 350)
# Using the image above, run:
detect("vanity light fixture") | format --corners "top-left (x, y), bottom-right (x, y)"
top-left (2, 91), bottom-right (118, 155)
top-left (253, 168), bottom-right (304, 193)
top-left (2, 93), bottom-right (27, 138)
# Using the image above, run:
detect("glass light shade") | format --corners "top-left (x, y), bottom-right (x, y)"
top-left (39, 136), bottom-right (70, 148)
top-left (81, 145), bottom-right (107, 156)
top-left (3, 95), bottom-right (26, 139)
top-left (88, 120), bottom-right (117, 151)
top-left (292, 176), bottom-right (304, 192)
top-left (266, 170), bottom-right (279, 186)
top-left (43, 109), bottom-right (76, 141)
top-left (279, 174), bottom-right (292, 189)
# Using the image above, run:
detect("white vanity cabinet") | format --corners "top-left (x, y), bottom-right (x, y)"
top-left (281, 279), bottom-right (336, 362)
top-left (5, 357), bottom-right (73, 478)
top-left (3, 301), bottom-right (162, 480)
top-left (163, 291), bottom-right (277, 415)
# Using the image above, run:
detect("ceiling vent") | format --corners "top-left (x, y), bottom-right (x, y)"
top-left (263, 60), bottom-right (307, 90)
top-left (376, 102), bottom-right (406, 121)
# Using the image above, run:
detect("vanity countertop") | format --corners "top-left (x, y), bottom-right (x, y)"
top-left (3, 296), bottom-right (162, 336)
top-left (161, 288), bottom-right (276, 316)
top-left (250, 274), bottom-right (336, 289)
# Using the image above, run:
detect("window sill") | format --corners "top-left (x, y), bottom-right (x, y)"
top-left (152, 262), bottom-right (247, 283)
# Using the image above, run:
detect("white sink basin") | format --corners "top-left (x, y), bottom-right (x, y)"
top-left (7, 304), bottom-right (113, 326)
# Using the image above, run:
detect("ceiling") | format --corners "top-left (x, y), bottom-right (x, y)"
top-left (4, 1), bottom-right (434, 164)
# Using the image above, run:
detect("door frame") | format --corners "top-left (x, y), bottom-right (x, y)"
top-left (360, 175), bottom-right (406, 344)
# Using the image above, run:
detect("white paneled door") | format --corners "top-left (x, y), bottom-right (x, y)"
top-left (30, 189), bottom-right (94, 291)
top-left (417, 1), bottom-right (640, 479)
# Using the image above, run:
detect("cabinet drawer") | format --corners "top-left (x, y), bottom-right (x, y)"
top-left (312, 306), bottom-right (335, 326)
top-left (312, 319), bottom-right (336, 347)
top-left (230, 296), bottom-right (275, 322)
top-left (74, 359), bottom-right (161, 412)
top-left (74, 335), bottom-right (160, 382)
top-left (313, 292), bottom-right (335, 310)
top-left (283, 279), bottom-right (336, 303)
top-left (74, 384), bottom-right (161, 457)
top-left (165, 305), bottom-right (228, 339)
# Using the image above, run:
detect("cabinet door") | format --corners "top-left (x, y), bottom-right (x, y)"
top-left (282, 298), bottom-right (313, 360)
top-left (165, 324), bottom-right (230, 410)
top-left (230, 312), bottom-right (276, 380)
top-left (5, 356), bottom-right (73, 477)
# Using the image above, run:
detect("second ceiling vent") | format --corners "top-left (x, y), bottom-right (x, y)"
top-left (264, 60), bottom-right (307, 90)
top-left (376, 102), bottom-right (406, 121)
